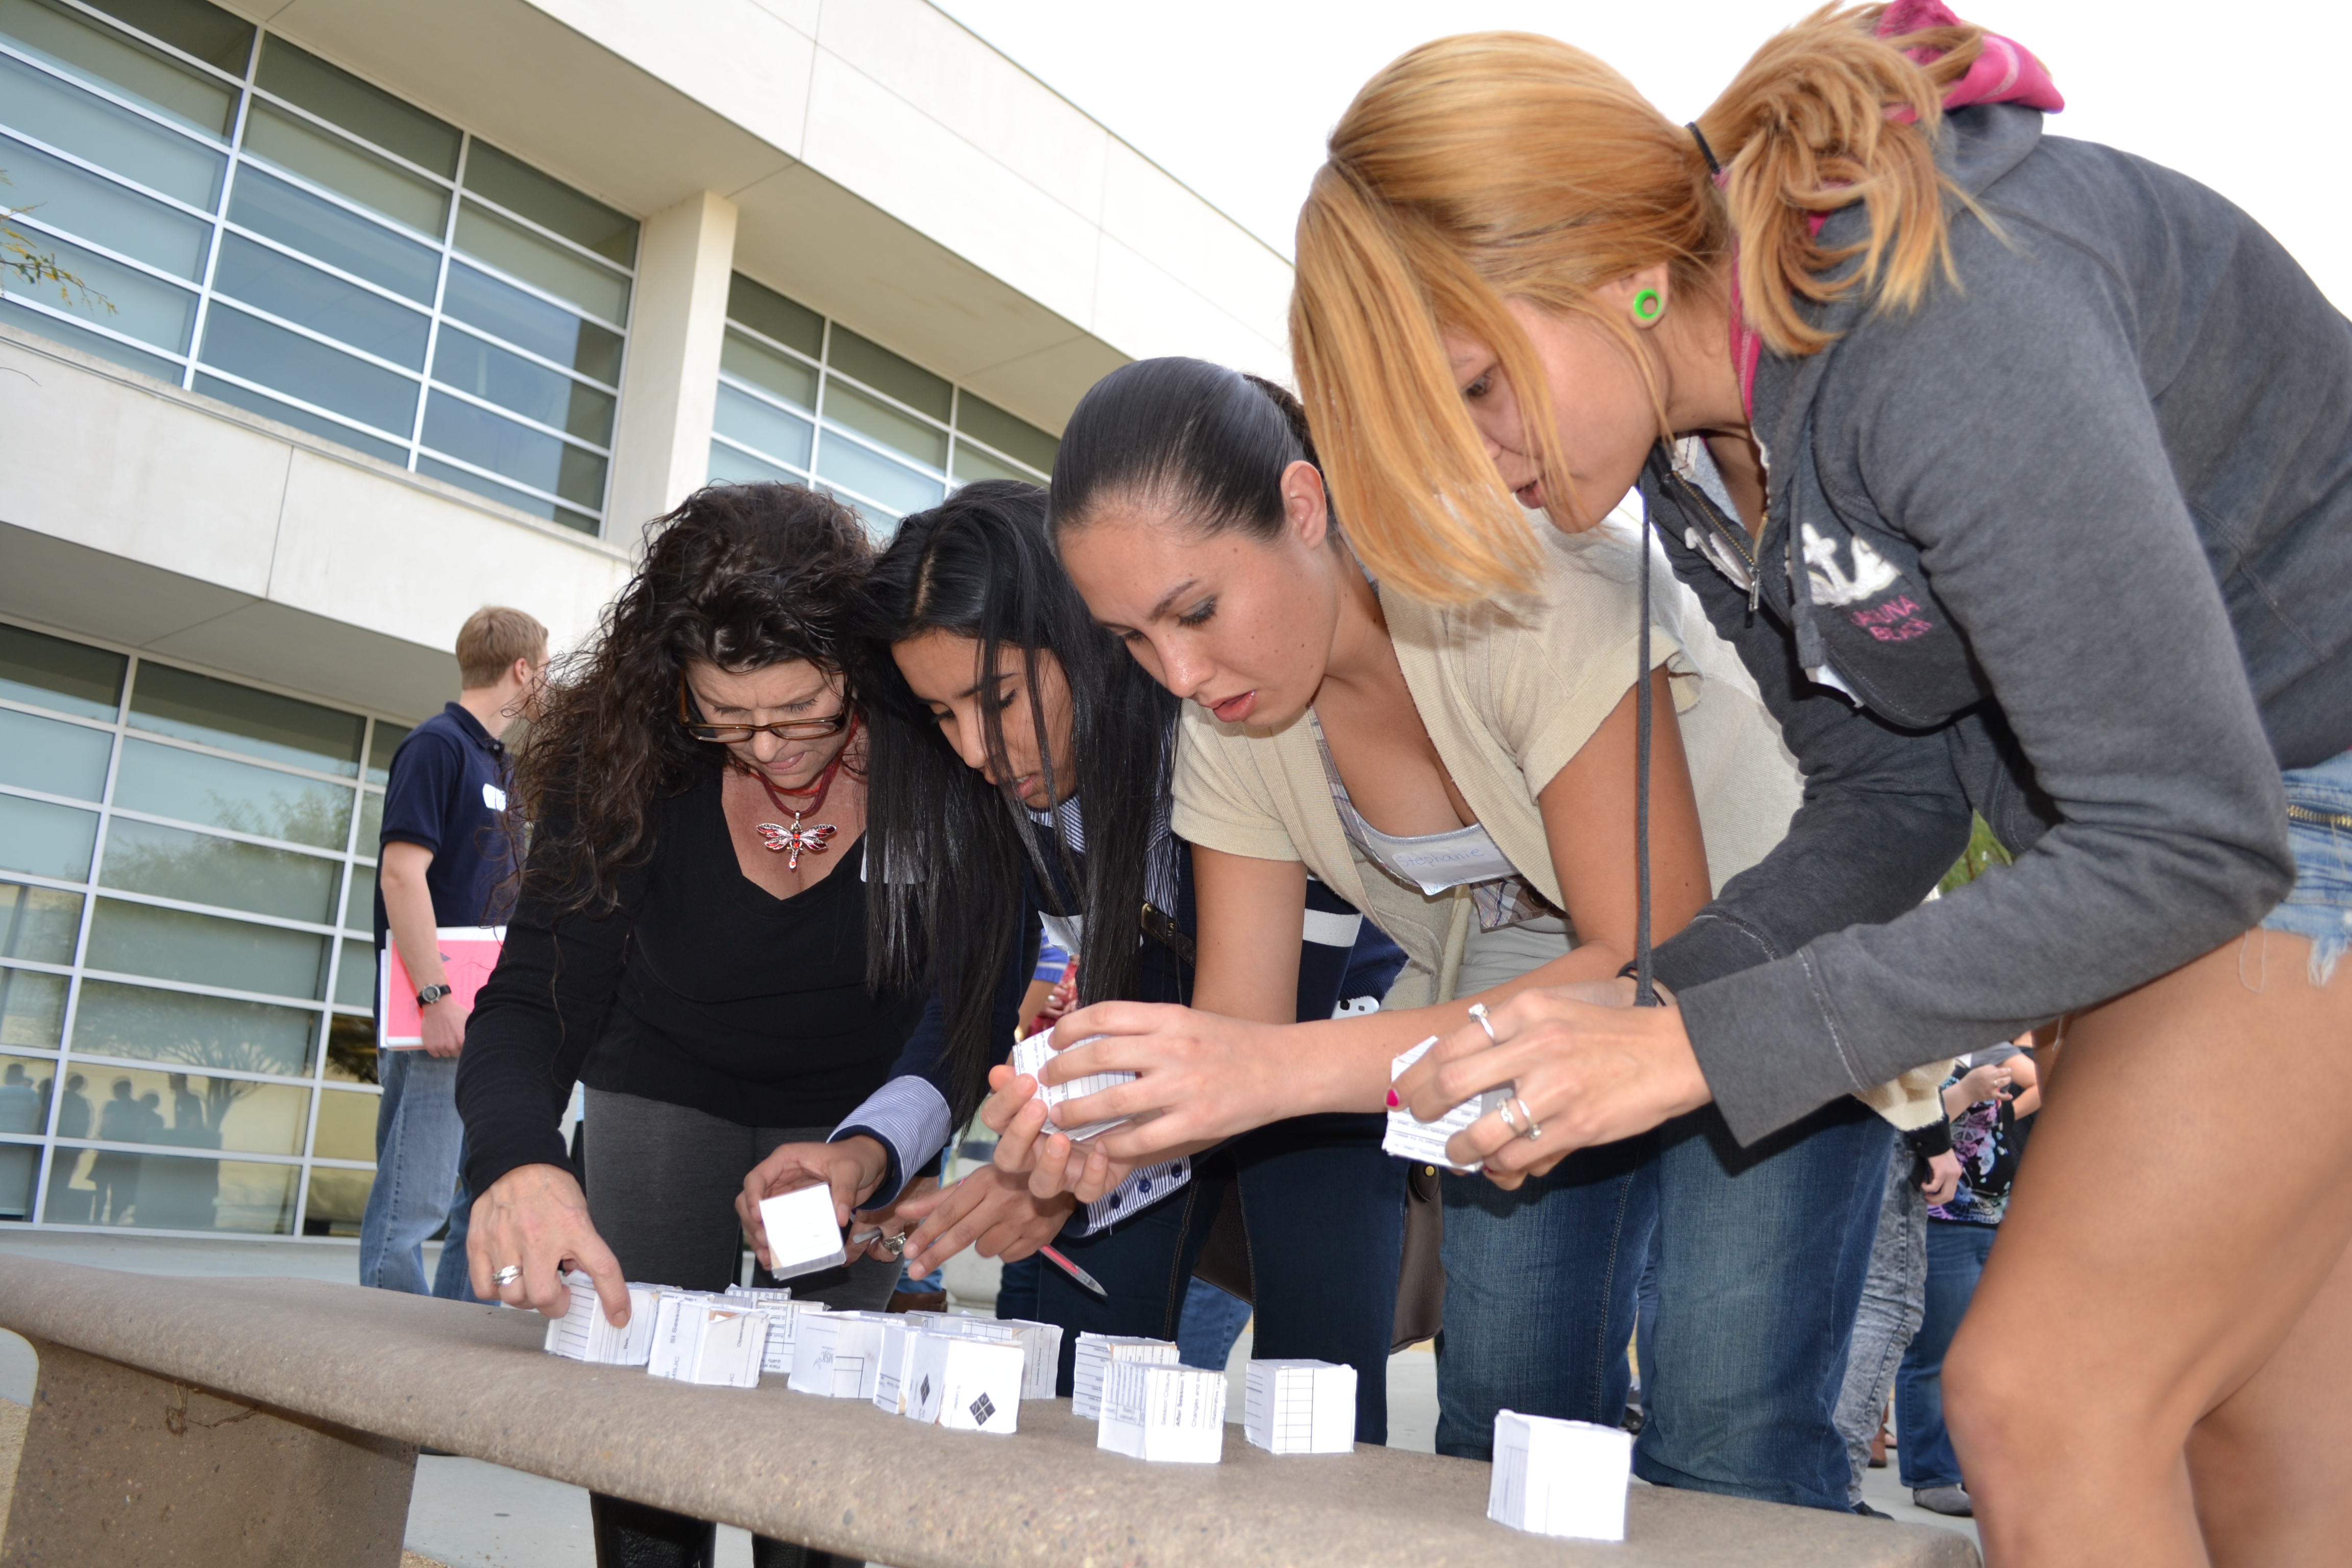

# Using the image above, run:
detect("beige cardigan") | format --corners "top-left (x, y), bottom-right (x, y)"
top-left (1172, 519), bottom-right (1946, 1129)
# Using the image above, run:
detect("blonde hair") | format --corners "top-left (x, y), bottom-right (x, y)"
top-left (456, 605), bottom-right (548, 687)
top-left (1291, 4), bottom-right (1986, 602)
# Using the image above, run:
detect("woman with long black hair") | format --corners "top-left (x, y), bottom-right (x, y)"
top-left (836, 477), bottom-right (1411, 1439)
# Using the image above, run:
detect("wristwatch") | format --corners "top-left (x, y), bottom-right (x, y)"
top-left (415, 983), bottom-right (454, 1009)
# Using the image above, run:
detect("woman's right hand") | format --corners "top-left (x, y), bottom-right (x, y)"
top-left (468, 1162), bottom-right (625, 1325)
top-left (1950, 1061), bottom-right (2015, 1110)
top-left (894, 1165), bottom-right (1077, 1275)
top-left (1001, 1001), bottom-right (1293, 1166)
top-left (735, 1136), bottom-right (889, 1271)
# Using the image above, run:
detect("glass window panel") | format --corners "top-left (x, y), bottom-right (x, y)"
top-left (0, 622), bottom-right (124, 718)
top-left (46, 1145), bottom-right (298, 1233)
top-left (71, 977), bottom-right (315, 1075)
top-left (239, 101), bottom-right (447, 237)
top-left (308, 1087), bottom-right (373, 1161)
top-left (101, 817), bottom-right (337, 923)
top-left (0, 1134), bottom-right (34, 1218)
top-left (0, 127), bottom-right (210, 274)
top-left (820, 486), bottom-right (896, 543)
top-left (58, 1062), bottom-right (304, 1153)
top-left (432, 327), bottom-right (612, 445)
top-left (726, 273), bottom-right (820, 359)
top-left (453, 201), bottom-right (626, 326)
top-left (253, 36), bottom-right (457, 178)
top-left (129, 663), bottom-right (363, 776)
top-left (816, 431), bottom-right (944, 518)
top-left (0, 225), bottom-right (196, 350)
top-left (364, 726), bottom-right (408, 786)
top-left (708, 439), bottom-right (798, 489)
top-left (226, 164), bottom-right (437, 303)
top-left (461, 141), bottom-right (634, 267)
top-left (0, 793), bottom-right (99, 880)
top-left (0, 49), bottom-right (226, 207)
top-left (949, 440), bottom-right (1037, 489)
top-left (0, 0), bottom-right (237, 135)
top-left (210, 232), bottom-right (428, 368)
top-left (957, 392), bottom-right (1058, 475)
top-left (0, 967), bottom-right (69, 1049)
top-left (0, 1051), bottom-right (54, 1136)
top-left (0, 881), bottom-right (81, 964)
top-left (0, 707), bottom-right (113, 799)
top-left (85, 897), bottom-right (327, 1000)
top-left (197, 303), bottom-right (419, 437)
top-left (416, 457), bottom-right (594, 533)
top-left (0, 290), bottom-right (179, 376)
top-left (81, 0), bottom-right (250, 73)
top-left (302, 1165), bottom-right (370, 1235)
top-left (719, 327), bottom-right (814, 410)
top-left (828, 325), bottom-right (949, 422)
top-left (190, 373), bottom-right (407, 464)
top-left (355, 788), bottom-right (382, 855)
top-left (713, 383), bottom-right (811, 470)
top-left (440, 261), bottom-right (619, 383)
top-left (823, 379), bottom-right (945, 470)
top-left (422, 391), bottom-right (606, 510)
top-left (331, 937), bottom-right (371, 1009)
top-left (114, 738), bottom-right (353, 849)
top-left (322, 1011), bottom-right (374, 1083)
top-left (342, 863), bottom-right (372, 931)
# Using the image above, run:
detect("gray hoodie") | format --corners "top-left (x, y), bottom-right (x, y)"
top-left (1644, 104), bottom-right (2352, 1144)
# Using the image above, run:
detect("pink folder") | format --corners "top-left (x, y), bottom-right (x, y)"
top-left (378, 926), bottom-right (505, 1048)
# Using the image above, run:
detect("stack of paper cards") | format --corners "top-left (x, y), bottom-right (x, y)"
top-left (723, 1284), bottom-right (793, 1306)
top-left (904, 1333), bottom-right (1024, 1434)
top-left (1381, 1037), bottom-right (1507, 1172)
top-left (1071, 1334), bottom-right (1182, 1420)
top-left (994, 1317), bottom-right (1065, 1400)
top-left (543, 1273), bottom-right (662, 1365)
top-left (1486, 1410), bottom-right (1634, 1542)
top-left (788, 1311), bottom-right (889, 1398)
top-left (1008, 1034), bottom-right (1134, 1140)
top-left (881, 1313), bottom-right (1023, 1412)
top-left (756, 1185), bottom-right (847, 1280)
top-left (1243, 1359), bottom-right (1357, 1454)
top-left (748, 1298), bottom-right (829, 1376)
top-left (1096, 1361), bottom-right (1226, 1464)
top-left (646, 1294), bottom-right (769, 1388)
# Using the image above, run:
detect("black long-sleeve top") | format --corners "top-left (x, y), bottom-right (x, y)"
top-left (456, 769), bottom-right (924, 1196)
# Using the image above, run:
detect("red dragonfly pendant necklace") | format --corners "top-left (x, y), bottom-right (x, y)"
top-left (736, 715), bottom-right (857, 870)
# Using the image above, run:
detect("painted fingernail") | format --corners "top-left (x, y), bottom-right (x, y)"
top-left (1385, 1089), bottom-right (1401, 1108)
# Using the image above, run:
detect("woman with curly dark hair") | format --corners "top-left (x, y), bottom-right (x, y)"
top-left (456, 482), bottom-right (916, 1568)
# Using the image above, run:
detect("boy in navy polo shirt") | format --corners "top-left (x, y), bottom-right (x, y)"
top-left (360, 607), bottom-right (547, 1297)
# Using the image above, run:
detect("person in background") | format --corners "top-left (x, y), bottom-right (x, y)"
top-left (1900, 1046), bottom-right (2039, 1517)
top-left (359, 605), bottom-right (546, 1298)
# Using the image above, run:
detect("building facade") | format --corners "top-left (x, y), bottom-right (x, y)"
top-left (0, 0), bottom-right (1290, 1239)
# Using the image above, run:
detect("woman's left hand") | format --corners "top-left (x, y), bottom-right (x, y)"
top-left (1395, 979), bottom-right (1713, 1189)
top-left (894, 1165), bottom-right (1077, 1275)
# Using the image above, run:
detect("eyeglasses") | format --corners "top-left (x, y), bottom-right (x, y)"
top-left (676, 677), bottom-right (852, 743)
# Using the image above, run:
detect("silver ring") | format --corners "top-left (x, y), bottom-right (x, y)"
top-left (1467, 1003), bottom-right (1498, 1044)
top-left (1509, 1097), bottom-right (1544, 1142)
top-left (491, 1265), bottom-right (522, 1287)
top-left (1495, 1098), bottom-right (1518, 1133)
top-left (883, 1232), bottom-right (908, 1259)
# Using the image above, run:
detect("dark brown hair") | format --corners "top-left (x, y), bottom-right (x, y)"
top-left (513, 483), bottom-right (873, 915)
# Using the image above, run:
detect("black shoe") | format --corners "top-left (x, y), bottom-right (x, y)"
top-left (1854, 1501), bottom-right (1894, 1519)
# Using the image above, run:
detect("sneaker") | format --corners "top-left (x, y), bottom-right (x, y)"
top-left (1913, 1485), bottom-right (1974, 1517)
top-left (1854, 1502), bottom-right (1894, 1520)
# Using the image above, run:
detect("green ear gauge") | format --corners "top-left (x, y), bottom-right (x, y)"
top-left (1633, 288), bottom-right (1662, 322)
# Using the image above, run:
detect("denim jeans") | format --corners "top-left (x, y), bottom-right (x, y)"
top-left (1438, 1095), bottom-right (1892, 1512)
top-left (1831, 1140), bottom-right (1929, 1503)
top-left (1897, 1219), bottom-right (1996, 1489)
top-left (1037, 1112), bottom-right (1406, 1443)
top-left (358, 1047), bottom-right (475, 1299)
top-left (1176, 1278), bottom-right (1254, 1370)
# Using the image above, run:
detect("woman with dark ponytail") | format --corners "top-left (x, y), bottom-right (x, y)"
top-left (1262, 3), bottom-right (2348, 1561)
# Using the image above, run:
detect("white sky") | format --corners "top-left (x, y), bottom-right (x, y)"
top-left (934, 0), bottom-right (2352, 313)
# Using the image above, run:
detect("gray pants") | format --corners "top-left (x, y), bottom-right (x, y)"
top-left (582, 1087), bottom-right (899, 1308)
top-left (1831, 1140), bottom-right (1929, 1505)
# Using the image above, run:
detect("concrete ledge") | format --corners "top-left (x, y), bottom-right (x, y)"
top-left (0, 1256), bottom-right (1977, 1567)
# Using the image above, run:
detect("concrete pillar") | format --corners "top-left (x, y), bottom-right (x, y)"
top-left (606, 189), bottom-right (739, 542)
top-left (1, 1340), bottom-right (415, 1567)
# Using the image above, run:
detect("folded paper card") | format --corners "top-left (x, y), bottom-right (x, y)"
top-left (996, 1317), bottom-right (1065, 1400)
top-left (757, 1185), bottom-right (847, 1281)
top-left (788, 1312), bottom-right (889, 1399)
top-left (1096, 1361), bottom-right (1226, 1464)
top-left (1381, 1037), bottom-right (1507, 1172)
top-left (744, 1297), bottom-right (828, 1376)
top-left (543, 1273), bottom-right (660, 1366)
top-left (646, 1294), bottom-right (768, 1388)
top-left (1487, 1409), bottom-right (1634, 1542)
top-left (1072, 1333), bottom-right (1182, 1420)
top-left (1243, 1359), bottom-right (1357, 1455)
top-left (904, 1333), bottom-right (1024, 1434)
top-left (1008, 1033), bottom-right (1133, 1140)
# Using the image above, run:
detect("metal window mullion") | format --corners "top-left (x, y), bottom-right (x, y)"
top-left (409, 137), bottom-right (464, 467)
top-left (719, 316), bottom-right (820, 374)
top-left (44, 1136), bottom-right (310, 1169)
top-left (213, 219), bottom-right (435, 315)
top-left (184, 68), bottom-right (254, 390)
top-left (0, 39), bottom-right (235, 151)
top-left (0, 209), bottom-right (210, 291)
top-left (231, 149), bottom-right (448, 250)
top-left (411, 444), bottom-right (597, 519)
top-left (455, 187), bottom-right (635, 280)
top-left (823, 365), bottom-right (952, 442)
top-left (201, 295), bottom-right (429, 380)
top-left (434, 315), bottom-right (620, 395)
top-left (816, 418), bottom-right (950, 485)
top-left (75, 965), bottom-right (332, 1015)
top-left (0, 293), bottom-right (193, 373)
top-left (0, 695), bottom-right (124, 733)
top-left (0, 957), bottom-right (77, 981)
top-left (50, 1049), bottom-right (323, 1092)
top-left (46, 0), bottom-right (250, 89)
top-left (0, 122), bottom-right (229, 221)
top-left (117, 724), bottom-right (368, 789)
top-left (716, 369), bottom-right (815, 423)
top-left (709, 431), bottom-right (812, 482)
top-left (424, 378), bottom-right (610, 455)
top-left (95, 801), bottom-right (360, 861)
top-left (86, 884), bottom-right (352, 940)
top-left (239, 84), bottom-right (457, 194)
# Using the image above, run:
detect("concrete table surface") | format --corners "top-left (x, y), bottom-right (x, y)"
top-left (0, 1255), bottom-right (1977, 1568)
